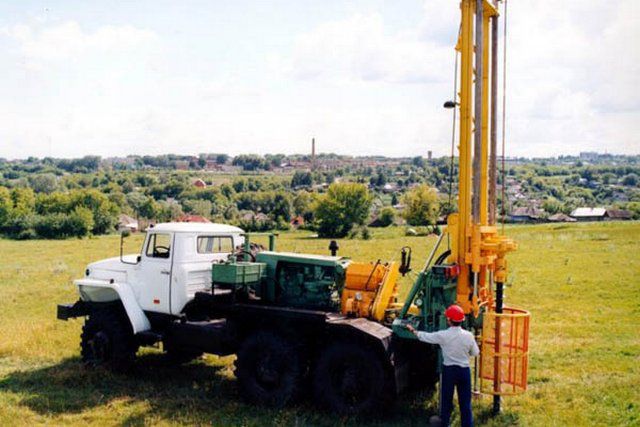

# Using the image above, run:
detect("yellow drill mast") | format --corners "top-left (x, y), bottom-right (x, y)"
top-left (447, 0), bottom-right (516, 317)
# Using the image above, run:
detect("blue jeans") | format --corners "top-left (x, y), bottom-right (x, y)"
top-left (441, 365), bottom-right (473, 427)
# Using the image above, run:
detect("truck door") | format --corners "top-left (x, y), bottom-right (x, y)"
top-left (138, 232), bottom-right (173, 313)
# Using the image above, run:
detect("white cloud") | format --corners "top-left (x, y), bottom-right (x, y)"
top-left (0, 1), bottom-right (637, 159)
top-left (272, 0), bottom-right (639, 156)
top-left (2, 21), bottom-right (157, 63)
top-left (277, 12), bottom-right (453, 85)
top-left (504, 0), bottom-right (640, 155)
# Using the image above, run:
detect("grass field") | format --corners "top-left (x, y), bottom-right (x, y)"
top-left (0, 222), bottom-right (639, 426)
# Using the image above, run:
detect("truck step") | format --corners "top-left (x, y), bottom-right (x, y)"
top-left (165, 319), bottom-right (235, 356)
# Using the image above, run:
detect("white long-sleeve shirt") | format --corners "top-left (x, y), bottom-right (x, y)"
top-left (415, 326), bottom-right (480, 368)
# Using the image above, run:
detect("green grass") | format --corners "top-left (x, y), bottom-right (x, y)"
top-left (0, 222), bottom-right (639, 426)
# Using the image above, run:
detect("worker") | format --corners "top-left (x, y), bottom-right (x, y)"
top-left (406, 304), bottom-right (479, 427)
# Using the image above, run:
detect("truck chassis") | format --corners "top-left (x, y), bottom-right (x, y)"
top-left (59, 286), bottom-right (438, 415)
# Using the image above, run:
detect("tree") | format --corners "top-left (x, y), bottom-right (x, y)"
top-left (265, 154), bottom-right (285, 168)
top-left (375, 173), bottom-right (386, 187)
top-left (65, 206), bottom-right (94, 237)
top-left (126, 192), bottom-right (156, 220)
top-left (232, 154), bottom-right (268, 171)
top-left (183, 199), bottom-right (213, 217)
top-left (69, 189), bottom-right (118, 234)
top-left (601, 173), bottom-right (616, 185)
top-left (35, 213), bottom-right (67, 239)
top-left (4, 213), bottom-right (37, 239)
top-left (28, 173), bottom-right (58, 193)
top-left (625, 202), bottom-right (640, 220)
top-left (197, 154), bottom-right (207, 169)
top-left (314, 183), bottom-right (372, 238)
top-left (622, 173), bottom-right (638, 186)
top-left (293, 191), bottom-right (312, 215)
top-left (156, 200), bottom-right (183, 222)
top-left (0, 187), bottom-right (13, 226)
top-left (138, 197), bottom-right (159, 220)
top-left (10, 187), bottom-right (35, 215)
top-left (291, 171), bottom-right (313, 187)
top-left (402, 184), bottom-right (440, 226)
top-left (271, 192), bottom-right (292, 223)
top-left (376, 207), bottom-right (395, 227)
top-left (542, 197), bottom-right (563, 215)
top-left (35, 192), bottom-right (71, 214)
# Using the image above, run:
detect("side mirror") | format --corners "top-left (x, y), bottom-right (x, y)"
top-left (120, 229), bottom-right (139, 265)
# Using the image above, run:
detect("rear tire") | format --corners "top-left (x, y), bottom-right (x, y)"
top-left (80, 307), bottom-right (137, 372)
top-left (313, 341), bottom-right (386, 416)
top-left (234, 331), bottom-right (302, 407)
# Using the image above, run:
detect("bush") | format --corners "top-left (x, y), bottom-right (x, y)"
top-left (4, 214), bottom-right (37, 240)
top-left (621, 173), bottom-right (638, 186)
top-left (65, 207), bottom-right (94, 237)
top-left (35, 213), bottom-right (68, 239)
top-left (360, 226), bottom-right (371, 240)
top-left (373, 207), bottom-right (395, 227)
top-left (237, 217), bottom-right (276, 232)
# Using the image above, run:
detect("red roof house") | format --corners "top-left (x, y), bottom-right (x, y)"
top-left (193, 179), bottom-right (207, 188)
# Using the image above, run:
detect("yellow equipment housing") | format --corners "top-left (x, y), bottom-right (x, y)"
top-left (341, 262), bottom-right (400, 321)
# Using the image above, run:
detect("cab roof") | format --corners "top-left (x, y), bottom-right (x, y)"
top-left (148, 222), bottom-right (244, 234)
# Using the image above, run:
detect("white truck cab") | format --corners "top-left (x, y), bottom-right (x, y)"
top-left (74, 222), bottom-right (244, 332)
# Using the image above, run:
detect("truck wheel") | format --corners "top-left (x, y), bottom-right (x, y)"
top-left (313, 341), bottom-right (386, 416)
top-left (80, 308), bottom-right (137, 372)
top-left (234, 331), bottom-right (302, 407)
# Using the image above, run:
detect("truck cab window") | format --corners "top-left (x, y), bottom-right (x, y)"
top-left (146, 233), bottom-right (172, 259)
top-left (197, 236), bottom-right (233, 254)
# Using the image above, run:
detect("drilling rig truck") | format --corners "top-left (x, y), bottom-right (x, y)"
top-left (58, 0), bottom-right (529, 416)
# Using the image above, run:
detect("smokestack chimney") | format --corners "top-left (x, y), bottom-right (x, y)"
top-left (312, 138), bottom-right (316, 170)
top-left (428, 150), bottom-right (432, 160)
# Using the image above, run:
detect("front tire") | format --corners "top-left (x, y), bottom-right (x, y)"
top-left (313, 341), bottom-right (387, 416)
top-left (80, 307), bottom-right (137, 372)
top-left (234, 331), bottom-right (302, 407)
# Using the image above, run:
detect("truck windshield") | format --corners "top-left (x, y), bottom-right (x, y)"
top-left (146, 233), bottom-right (172, 259)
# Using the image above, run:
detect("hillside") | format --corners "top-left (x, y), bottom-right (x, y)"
top-left (0, 222), bottom-right (638, 426)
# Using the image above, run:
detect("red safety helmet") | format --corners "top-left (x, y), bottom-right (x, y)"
top-left (445, 304), bottom-right (465, 322)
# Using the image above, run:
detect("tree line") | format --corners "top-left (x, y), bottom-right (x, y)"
top-left (0, 179), bottom-right (441, 240)
top-left (0, 154), bottom-right (638, 239)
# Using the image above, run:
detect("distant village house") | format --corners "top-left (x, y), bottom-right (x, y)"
top-left (117, 214), bottom-right (139, 232)
top-left (509, 206), bottom-right (545, 223)
top-left (290, 215), bottom-right (305, 229)
top-left (548, 213), bottom-right (576, 223)
top-left (570, 208), bottom-right (633, 221)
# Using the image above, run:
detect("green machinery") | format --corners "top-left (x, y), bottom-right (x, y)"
top-left (212, 251), bottom-right (349, 311)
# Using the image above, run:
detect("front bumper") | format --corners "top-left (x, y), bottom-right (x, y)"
top-left (57, 300), bottom-right (90, 320)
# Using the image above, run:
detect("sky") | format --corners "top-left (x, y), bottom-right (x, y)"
top-left (0, 0), bottom-right (638, 160)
